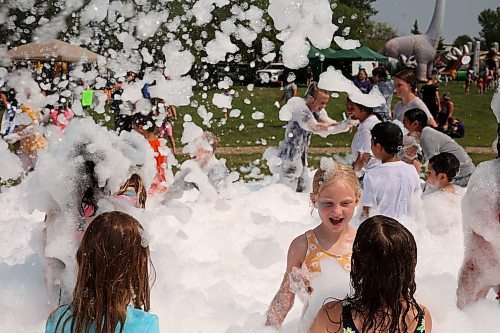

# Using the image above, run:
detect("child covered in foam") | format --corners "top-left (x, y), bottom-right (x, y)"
top-left (26, 118), bottom-right (155, 306)
top-left (422, 152), bottom-right (466, 235)
top-left (457, 88), bottom-right (500, 308)
top-left (169, 131), bottom-right (237, 199)
top-left (265, 158), bottom-right (359, 330)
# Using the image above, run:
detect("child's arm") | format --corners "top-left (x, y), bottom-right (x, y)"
top-left (360, 173), bottom-right (375, 220)
top-left (316, 111), bottom-right (338, 126)
top-left (265, 235), bottom-right (307, 329)
top-left (353, 152), bottom-right (370, 172)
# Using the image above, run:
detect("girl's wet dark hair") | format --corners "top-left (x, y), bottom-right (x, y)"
top-left (346, 215), bottom-right (422, 333)
top-left (394, 69), bottom-right (417, 93)
top-left (54, 211), bottom-right (155, 333)
top-left (132, 113), bottom-right (156, 132)
top-left (404, 108), bottom-right (428, 128)
top-left (429, 152), bottom-right (460, 181)
top-left (80, 160), bottom-right (99, 217)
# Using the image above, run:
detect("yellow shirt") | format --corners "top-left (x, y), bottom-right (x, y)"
top-left (302, 230), bottom-right (352, 273)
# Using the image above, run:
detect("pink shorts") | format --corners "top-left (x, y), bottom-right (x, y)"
top-left (158, 123), bottom-right (173, 137)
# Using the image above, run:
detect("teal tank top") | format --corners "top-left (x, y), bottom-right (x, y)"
top-left (45, 305), bottom-right (159, 333)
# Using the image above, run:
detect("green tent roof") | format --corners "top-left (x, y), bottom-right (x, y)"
top-left (308, 46), bottom-right (337, 59)
top-left (328, 46), bottom-right (387, 61)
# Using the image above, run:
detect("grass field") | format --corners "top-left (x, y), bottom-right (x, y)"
top-left (173, 82), bottom-right (498, 149)
top-left (1, 80), bottom-right (497, 177)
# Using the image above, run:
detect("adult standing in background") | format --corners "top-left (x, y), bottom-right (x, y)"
top-left (279, 72), bottom-right (298, 105)
top-left (420, 75), bottom-right (441, 119)
top-left (306, 66), bottom-right (314, 87)
top-left (354, 68), bottom-right (372, 94)
top-left (392, 69), bottom-right (438, 127)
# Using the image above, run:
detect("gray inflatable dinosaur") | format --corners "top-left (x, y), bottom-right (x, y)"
top-left (381, 0), bottom-right (445, 82)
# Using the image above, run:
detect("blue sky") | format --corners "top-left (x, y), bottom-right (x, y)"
top-left (372, 0), bottom-right (499, 43)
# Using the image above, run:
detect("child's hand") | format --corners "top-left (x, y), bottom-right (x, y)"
top-left (405, 145), bottom-right (418, 157)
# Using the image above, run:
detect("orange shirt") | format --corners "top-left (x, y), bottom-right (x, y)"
top-left (148, 137), bottom-right (167, 193)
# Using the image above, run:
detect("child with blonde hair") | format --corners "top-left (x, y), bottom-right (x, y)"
top-left (114, 173), bottom-right (148, 209)
top-left (265, 159), bottom-right (361, 329)
top-left (45, 211), bottom-right (158, 333)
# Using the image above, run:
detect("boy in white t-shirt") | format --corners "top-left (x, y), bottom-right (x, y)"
top-left (362, 122), bottom-right (422, 219)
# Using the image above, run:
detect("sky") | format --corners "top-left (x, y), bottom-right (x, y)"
top-left (372, 0), bottom-right (499, 44)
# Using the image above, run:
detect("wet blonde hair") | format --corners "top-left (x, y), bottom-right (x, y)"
top-left (116, 174), bottom-right (147, 209)
top-left (310, 163), bottom-right (361, 207)
top-left (202, 131), bottom-right (220, 152)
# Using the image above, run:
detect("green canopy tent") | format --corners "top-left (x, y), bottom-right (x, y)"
top-left (306, 46), bottom-right (338, 81)
top-left (328, 46), bottom-right (388, 77)
top-left (328, 46), bottom-right (388, 61)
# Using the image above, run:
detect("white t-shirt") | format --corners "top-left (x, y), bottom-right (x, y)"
top-left (351, 114), bottom-right (381, 171)
top-left (362, 161), bottom-right (422, 219)
top-left (393, 97), bottom-right (434, 122)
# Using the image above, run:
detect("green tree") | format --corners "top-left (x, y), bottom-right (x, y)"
top-left (362, 21), bottom-right (397, 51)
top-left (453, 35), bottom-right (473, 47)
top-left (478, 7), bottom-right (500, 48)
top-left (330, 0), bottom-right (378, 49)
top-left (411, 20), bottom-right (420, 35)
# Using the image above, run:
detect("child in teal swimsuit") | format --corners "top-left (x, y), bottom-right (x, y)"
top-left (310, 215), bottom-right (432, 333)
top-left (45, 211), bottom-right (158, 333)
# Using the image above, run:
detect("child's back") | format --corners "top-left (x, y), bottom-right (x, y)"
top-left (362, 161), bottom-right (421, 219)
top-left (46, 305), bottom-right (159, 333)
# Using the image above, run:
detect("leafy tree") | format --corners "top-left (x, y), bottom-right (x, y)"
top-left (411, 20), bottom-right (420, 35)
top-left (0, 0), bottom-right (384, 69)
top-left (453, 35), bottom-right (473, 47)
top-left (362, 21), bottom-right (397, 51)
top-left (330, 0), bottom-right (378, 49)
top-left (478, 7), bottom-right (500, 48)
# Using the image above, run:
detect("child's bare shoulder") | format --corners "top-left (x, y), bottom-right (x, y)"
top-left (289, 233), bottom-right (308, 253)
top-left (286, 233), bottom-right (309, 268)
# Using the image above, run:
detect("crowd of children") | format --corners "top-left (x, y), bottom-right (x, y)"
top-left (0, 61), bottom-right (498, 333)
top-left (263, 69), bottom-right (499, 332)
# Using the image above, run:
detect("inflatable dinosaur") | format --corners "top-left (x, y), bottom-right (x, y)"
top-left (381, 0), bottom-right (446, 82)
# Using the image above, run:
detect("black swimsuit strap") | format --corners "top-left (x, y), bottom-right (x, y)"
top-left (413, 309), bottom-right (426, 333)
top-left (342, 302), bottom-right (358, 331)
top-left (342, 303), bottom-right (426, 333)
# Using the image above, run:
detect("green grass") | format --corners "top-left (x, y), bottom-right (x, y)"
top-left (1, 82), bottom-right (496, 149)
top-left (173, 83), bottom-right (497, 149)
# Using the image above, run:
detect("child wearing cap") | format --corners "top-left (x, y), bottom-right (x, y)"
top-left (361, 122), bottom-right (422, 220)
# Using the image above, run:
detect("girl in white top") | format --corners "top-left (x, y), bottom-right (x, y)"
top-left (392, 69), bottom-right (438, 127)
top-left (346, 98), bottom-right (381, 177)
